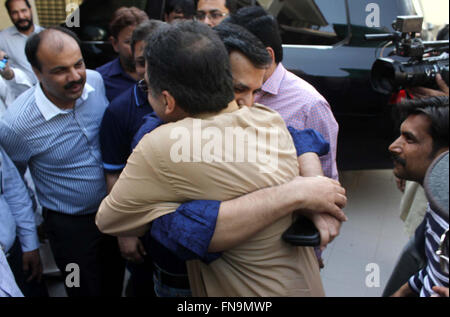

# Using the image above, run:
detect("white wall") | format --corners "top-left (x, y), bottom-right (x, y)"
top-left (419, 0), bottom-right (449, 26)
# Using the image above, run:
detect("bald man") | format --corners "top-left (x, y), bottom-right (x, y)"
top-left (0, 27), bottom-right (124, 297)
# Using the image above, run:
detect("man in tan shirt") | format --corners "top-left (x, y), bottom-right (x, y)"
top-left (96, 21), bottom-right (346, 296)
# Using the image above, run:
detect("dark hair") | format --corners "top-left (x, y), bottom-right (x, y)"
top-left (225, 0), bottom-right (237, 13)
top-left (165, 0), bottom-right (196, 18)
top-left (109, 7), bottom-right (149, 39)
top-left (213, 22), bottom-right (271, 69)
top-left (25, 26), bottom-right (81, 71)
top-left (226, 6), bottom-right (283, 63)
top-left (397, 96), bottom-right (449, 155)
top-left (144, 21), bottom-right (234, 115)
top-left (131, 20), bottom-right (166, 55)
top-left (5, 0), bottom-right (31, 12)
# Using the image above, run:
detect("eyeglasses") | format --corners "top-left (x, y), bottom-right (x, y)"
top-left (194, 10), bottom-right (228, 22)
top-left (436, 229), bottom-right (449, 275)
top-left (137, 79), bottom-right (149, 93)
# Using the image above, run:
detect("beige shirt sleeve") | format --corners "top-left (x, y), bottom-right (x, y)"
top-left (95, 132), bottom-right (181, 236)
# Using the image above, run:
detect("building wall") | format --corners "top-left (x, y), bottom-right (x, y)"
top-left (419, 0), bottom-right (449, 26)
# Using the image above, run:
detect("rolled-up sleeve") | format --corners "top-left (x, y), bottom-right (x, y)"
top-left (151, 200), bottom-right (222, 263)
top-left (287, 126), bottom-right (330, 157)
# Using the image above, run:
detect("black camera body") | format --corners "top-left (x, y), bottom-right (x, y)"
top-left (365, 16), bottom-right (449, 94)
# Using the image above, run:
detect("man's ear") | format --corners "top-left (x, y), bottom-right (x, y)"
top-left (110, 36), bottom-right (119, 53)
top-left (162, 90), bottom-right (177, 115)
top-left (266, 47), bottom-right (276, 64)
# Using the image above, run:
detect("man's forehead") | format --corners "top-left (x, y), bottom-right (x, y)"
top-left (38, 34), bottom-right (82, 67)
top-left (230, 51), bottom-right (265, 78)
top-left (401, 113), bottom-right (432, 138)
top-left (198, 0), bottom-right (227, 11)
top-left (9, 0), bottom-right (29, 10)
top-left (40, 33), bottom-right (78, 53)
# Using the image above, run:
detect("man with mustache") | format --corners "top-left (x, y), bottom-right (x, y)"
top-left (382, 78), bottom-right (449, 297)
top-left (0, 27), bottom-right (124, 296)
top-left (387, 96), bottom-right (449, 297)
top-left (0, 0), bottom-right (43, 85)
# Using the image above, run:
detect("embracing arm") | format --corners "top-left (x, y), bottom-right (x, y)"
top-left (151, 128), bottom-right (344, 259)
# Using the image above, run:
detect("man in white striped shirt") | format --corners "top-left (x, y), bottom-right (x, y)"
top-left (0, 27), bottom-right (124, 296)
top-left (389, 96), bottom-right (448, 297)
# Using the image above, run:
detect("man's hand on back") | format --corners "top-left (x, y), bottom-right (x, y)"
top-left (287, 176), bottom-right (348, 222)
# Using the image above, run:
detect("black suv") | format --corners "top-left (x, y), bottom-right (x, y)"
top-left (72, 0), bottom-right (423, 170)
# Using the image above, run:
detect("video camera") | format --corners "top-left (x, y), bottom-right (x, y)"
top-left (365, 16), bottom-right (449, 95)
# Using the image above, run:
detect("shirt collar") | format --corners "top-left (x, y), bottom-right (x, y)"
top-left (192, 100), bottom-right (240, 120)
top-left (10, 24), bottom-right (43, 37)
top-left (35, 82), bottom-right (95, 121)
top-left (261, 63), bottom-right (287, 96)
top-left (134, 83), bottom-right (147, 107)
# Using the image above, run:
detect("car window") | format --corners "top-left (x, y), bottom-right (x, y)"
top-left (261, 0), bottom-right (348, 45)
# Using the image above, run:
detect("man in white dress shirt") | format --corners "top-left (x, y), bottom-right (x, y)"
top-left (0, 0), bottom-right (44, 85)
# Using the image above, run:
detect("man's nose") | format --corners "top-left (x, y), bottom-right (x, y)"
top-left (204, 16), bottom-right (214, 27)
top-left (237, 94), bottom-right (253, 107)
top-left (388, 137), bottom-right (402, 154)
top-left (18, 11), bottom-right (26, 20)
top-left (68, 68), bottom-right (82, 82)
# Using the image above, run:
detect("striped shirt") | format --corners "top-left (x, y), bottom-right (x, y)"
top-left (408, 204), bottom-right (449, 297)
top-left (255, 63), bottom-right (339, 180)
top-left (0, 145), bottom-right (39, 254)
top-left (0, 248), bottom-right (23, 297)
top-left (0, 70), bottom-right (108, 215)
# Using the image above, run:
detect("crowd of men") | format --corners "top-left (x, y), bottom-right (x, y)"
top-left (0, 0), bottom-right (448, 298)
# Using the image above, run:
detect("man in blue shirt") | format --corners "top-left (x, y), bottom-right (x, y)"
top-left (0, 27), bottom-right (123, 296)
top-left (100, 20), bottom-right (165, 193)
top-left (0, 145), bottom-right (43, 297)
top-left (96, 7), bottom-right (148, 102)
top-left (100, 20), bottom-right (165, 297)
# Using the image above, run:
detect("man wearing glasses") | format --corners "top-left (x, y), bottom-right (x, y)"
top-left (195, 0), bottom-right (236, 26)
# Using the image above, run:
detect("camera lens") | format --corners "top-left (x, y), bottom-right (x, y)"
top-left (371, 58), bottom-right (397, 94)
